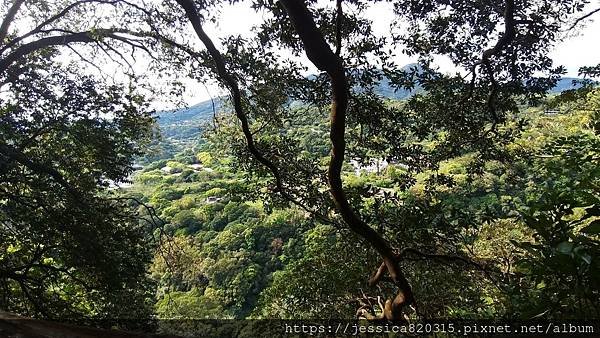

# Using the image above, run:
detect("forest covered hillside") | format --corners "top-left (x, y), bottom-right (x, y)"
top-left (145, 72), bottom-right (589, 165)
top-left (125, 85), bottom-right (600, 334)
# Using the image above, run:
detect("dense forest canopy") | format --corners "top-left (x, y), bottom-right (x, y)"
top-left (1, 0), bottom-right (599, 334)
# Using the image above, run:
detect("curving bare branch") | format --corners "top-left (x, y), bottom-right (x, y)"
top-left (0, 0), bottom-right (152, 54)
top-left (0, 29), bottom-right (109, 73)
top-left (175, 0), bottom-right (337, 228)
top-left (0, 0), bottom-right (25, 43)
top-left (568, 6), bottom-right (600, 31)
top-left (280, 0), bottom-right (414, 321)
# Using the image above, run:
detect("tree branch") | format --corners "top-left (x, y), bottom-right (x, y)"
top-left (175, 0), bottom-right (336, 227)
top-left (0, 0), bottom-right (25, 43)
top-left (335, 0), bottom-right (343, 56)
top-left (568, 7), bottom-right (600, 31)
top-left (280, 0), bottom-right (414, 320)
top-left (0, 0), bottom-right (151, 54)
top-left (0, 30), bottom-right (110, 74)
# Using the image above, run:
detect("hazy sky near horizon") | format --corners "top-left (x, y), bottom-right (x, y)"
top-left (176, 1), bottom-right (600, 105)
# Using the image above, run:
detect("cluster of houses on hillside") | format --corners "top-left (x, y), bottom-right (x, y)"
top-left (159, 162), bottom-right (222, 204)
top-left (159, 163), bottom-right (214, 175)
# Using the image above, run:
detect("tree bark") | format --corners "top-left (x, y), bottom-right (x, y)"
top-left (0, 0), bottom-right (26, 43)
top-left (280, 0), bottom-right (414, 320)
top-left (0, 29), bottom-right (124, 74)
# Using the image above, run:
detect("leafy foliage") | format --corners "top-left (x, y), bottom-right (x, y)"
top-left (0, 56), bottom-right (156, 327)
top-left (1, 0), bottom-right (599, 331)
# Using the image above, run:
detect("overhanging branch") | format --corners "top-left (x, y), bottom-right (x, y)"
top-left (0, 29), bottom-right (116, 74)
top-left (568, 7), bottom-right (600, 31)
top-left (175, 0), bottom-right (336, 227)
top-left (0, 0), bottom-right (25, 43)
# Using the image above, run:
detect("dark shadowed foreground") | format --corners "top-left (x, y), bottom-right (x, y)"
top-left (0, 311), bottom-right (179, 338)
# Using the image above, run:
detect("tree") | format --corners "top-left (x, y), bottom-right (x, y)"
top-left (2, 0), bottom-right (597, 324)
top-left (166, 0), bottom-right (592, 320)
top-left (0, 0), bottom-right (160, 327)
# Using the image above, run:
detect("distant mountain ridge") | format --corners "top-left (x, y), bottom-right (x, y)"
top-left (549, 77), bottom-right (589, 93)
top-left (155, 72), bottom-right (589, 129)
top-left (156, 99), bottom-right (222, 129)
